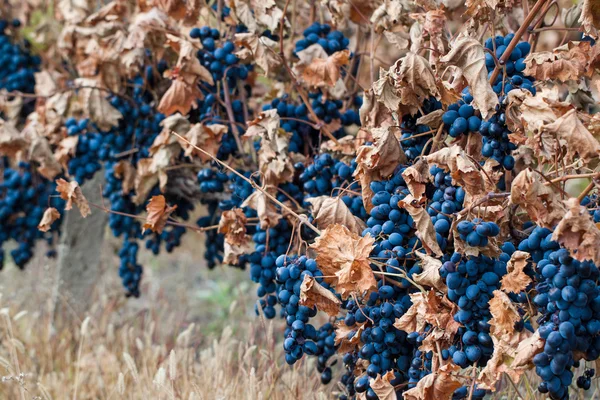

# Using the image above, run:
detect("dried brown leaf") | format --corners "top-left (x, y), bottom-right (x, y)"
top-left (218, 208), bottom-right (248, 246)
top-left (489, 290), bottom-right (520, 338)
top-left (114, 160), bottom-right (136, 195)
top-left (397, 53), bottom-right (439, 114)
top-left (500, 251), bottom-right (531, 294)
top-left (524, 42), bottom-right (592, 82)
top-left (370, 371), bottom-right (397, 400)
top-left (56, 178), bottom-right (91, 218)
top-left (309, 224), bottom-right (376, 299)
top-left (413, 252), bottom-right (445, 292)
top-left (398, 194), bottom-right (443, 257)
top-left (552, 198), bottom-right (600, 266)
top-left (181, 123), bottom-right (227, 162)
top-left (403, 363), bottom-right (462, 400)
top-left (0, 121), bottom-right (28, 157)
top-left (302, 50), bottom-right (350, 88)
top-left (440, 35), bottom-right (499, 119)
top-left (29, 136), bottom-right (63, 180)
top-left (142, 195), bottom-right (177, 234)
top-left (424, 145), bottom-right (486, 199)
top-left (38, 207), bottom-right (61, 232)
top-left (299, 275), bottom-right (341, 317)
top-left (158, 77), bottom-right (204, 116)
top-left (335, 321), bottom-right (365, 354)
top-left (241, 188), bottom-right (281, 229)
top-left (75, 78), bottom-right (123, 131)
top-left (580, 0), bottom-right (600, 38)
top-left (541, 109), bottom-right (600, 162)
top-left (510, 169), bottom-right (566, 229)
top-left (307, 196), bottom-right (367, 236)
top-left (401, 159), bottom-right (431, 200)
top-left (235, 33), bottom-right (281, 76)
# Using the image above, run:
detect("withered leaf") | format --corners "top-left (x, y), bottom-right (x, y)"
top-left (241, 188), bottom-right (281, 229)
top-left (424, 146), bottom-right (486, 198)
top-left (413, 252), bottom-right (446, 292)
top-left (114, 160), bottom-right (136, 195)
top-left (403, 363), bottom-right (462, 400)
top-left (38, 207), bottom-right (61, 232)
top-left (370, 371), bottom-right (397, 400)
top-left (309, 224), bottom-right (376, 299)
top-left (440, 35), bottom-right (498, 119)
top-left (373, 66), bottom-right (401, 111)
top-left (335, 321), bottom-right (366, 354)
top-left (552, 198), bottom-right (600, 266)
top-left (181, 123), bottom-right (228, 162)
top-left (56, 179), bottom-right (91, 218)
top-left (302, 50), bottom-right (350, 88)
top-left (394, 292), bottom-right (429, 333)
top-left (489, 290), bottom-right (520, 338)
top-left (0, 120), bottom-right (28, 157)
top-left (299, 275), bottom-right (341, 317)
top-left (580, 0), bottom-right (600, 38)
top-left (29, 136), bottom-right (63, 180)
top-left (360, 88), bottom-right (394, 130)
top-left (158, 77), bottom-right (204, 116)
top-left (371, 0), bottom-right (406, 32)
top-left (541, 109), bottom-right (600, 162)
top-left (218, 208), bottom-right (248, 246)
top-left (356, 126), bottom-right (407, 178)
top-left (142, 195), bottom-right (178, 234)
top-left (524, 42), bottom-right (591, 82)
top-left (76, 78), bottom-right (123, 131)
top-left (416, 109), bottom-right (444, 129)
top-left (510, 169), bottom-right (566, 229)
top-left (398, 194), bottom-right (443, 257)
top-left (500, 251), bottom-right (531, 294)
top-left (245, 110), bottom-right (294, 186)
top-left (307, 196), bottom-right (367, 236)
top-left (401, 159), bottom-right (431, 200)
top-left (235, 33), bottom-right (281, 76)
top-left (397, 52), bottom-right (440, 114)
top-left (478, 330), bottom-right (544, 390)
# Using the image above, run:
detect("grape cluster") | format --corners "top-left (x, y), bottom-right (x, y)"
top-left (428, 167), bottom-right (465, 250)
top-left (576, 368), bottom-right (595, 390)
top-left (440, 251), bottom-right (511, 368)
top-left (0, 162), bottom-right (64, 268)
top-left (0, 19), bottom-right (40, 95)
top-left (295, 22), bottom-right (350, 55)
top-left (456, 219), bottom-right (500, 247)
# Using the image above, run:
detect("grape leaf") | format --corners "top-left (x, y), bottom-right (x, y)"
top-left (413, 252), bottom-right (445, 292)
top-left (218, 208), bottom-right (249, 246)
top-left (309, 224), bottom-right (376, 299)
top-left (541, 109), bottom-right (600, 163)
top-left (56, 178), bottom-right (91, 218)
top-left (440, 34), bottom-right (498, 119)
top-left (397, 52), bottom-right (440, 115)
top-left (181, 123), bottom-right (228, 162)
top-left (403, 363), bottom-right (461, 400)
top-left (524, 41), bottom-right (592, 82)
top-left (75, 78), bottom-right (123, 131)
top-left (500, 251), bottom-right (531, 294)
top-left (335, 321), bottom-right (366, 354)
top-left (235, 33), bottom-right (281, 76)
top-left (488, 290), bottom-right (520, 338)
top-left (580, 0), bottom-right (600, 38)
top-left (370, 371), bottom-right (397, 400)
top-left (401, 159), bottom-right (431, 200)
top-left (241, 187), bottom-right (282, 229)
top-left (510, 168), bottom-right (566, 229)
top-left (0, 120), bottom-right (28, 157)
top-left (142, 195), bottom-right (177, 234)
top-left (114, 160), bottom-right (136, 195)
top-left (398, 194), bottom-right (443, 257)
top-left (552, 197), bottom-right (600, 266)
top-left (38, 207), bottom-right (61, 232)
top-left (158, 77), bottom-right (204, 116)
top-left (302, 50), bottom-right (350, 88)
top-left (307, 196), bottom-right (367, 236)
top-left (299, 275), bottom-right (341, 317)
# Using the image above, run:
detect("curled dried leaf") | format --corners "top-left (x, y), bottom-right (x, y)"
top-left (398, 194), bottom-right (443, 257)
top-left (114, 160), bottom-right (136, 195)
top-left (424, 145), bottom-right (486, 198)
top-left (241, 188), bottom-right (281, 229)
top-left (302, 50), bottom-right (350, 88)
top-left (218, 208), bottom-right (248, 246)
top-left (158, 77), bottom-right (204, 116)
top-left (440, 35), bottom-right (498, 119)
top-left (552, 198), bottom-right (600, 266)
top-left (181, 123), bottom-right (228, 162)
top-left (524, 41), bottom-right (592, 82)
top-left (142, 195), bottom-right (177, 234)
top-left (500, 251), bottom-right (531, 294)
top-left (541, 109), bottom-right (600, 163)
top-left (370, 371), bottom-right (397, 400)
top-left (335, 321), bottom-right (365, 354)
top-left (307, 196), bottom-right (367, 236)
top-left (309, 224), bottom-right (376, 299)
top-left (0, 121), bottom-right (27, 157)
top-left (56, 179), bottom-right (91, 218)
top-left (413, 252), bottom-right (445, 292)
top-left (510, 169), bottom-right (566, 229)
top-left (488, 290), bottom-right (520, 339)
top-left (299, 275), bottom-right (341, 317)
top-left (235, 32), bottom-right (281, 76)
top-left (38, 207), bottom-right (61, 232)
top-left (403, 363), bottom-right (462, 400)
top-left (401, 159), bottom-right (431, 200)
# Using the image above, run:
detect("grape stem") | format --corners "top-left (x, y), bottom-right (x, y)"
top-left (456, 192), bottom-right (510, 217)
top-left (488, 0), bottom-right (549, 84)
top-left (170, 131), bottom-right (322, 235)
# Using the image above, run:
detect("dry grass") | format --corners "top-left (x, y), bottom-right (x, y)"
top-left (0, 233), bottom-right (333, 400)
top-left (0, 293), bottom-right (334, 400)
